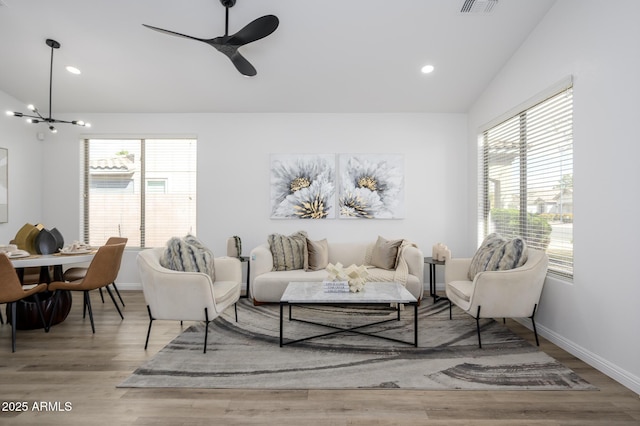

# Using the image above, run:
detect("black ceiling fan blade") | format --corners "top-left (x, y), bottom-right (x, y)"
top-left (226, 15), bottom-right (279, 46)
top-left (228, 50), bottom-right (257, 77)
top-left (143, 24), bottom-right (207, 43)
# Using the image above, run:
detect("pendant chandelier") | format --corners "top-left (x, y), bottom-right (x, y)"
top-left (6, 39), bottom-right (90, 133)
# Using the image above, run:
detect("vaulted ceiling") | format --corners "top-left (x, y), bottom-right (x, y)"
top-left (0, 0), bottom-right (556, 114)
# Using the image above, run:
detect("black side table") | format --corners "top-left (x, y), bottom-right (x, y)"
top-left (424, 257), bottom-right (447, 303)
top-left (239, 256), bottom-right (251, 299)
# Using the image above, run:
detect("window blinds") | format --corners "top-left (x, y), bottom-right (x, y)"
top-left (480, 87), bottom-right (573, 279)
top-left (82, 138), bottom-right (197, 248)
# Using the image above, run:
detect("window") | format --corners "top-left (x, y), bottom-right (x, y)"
top-left (82, 138), bottom-right (197, 248)
top-left (146, 179), bottom-right (167, 194)
top-left (479, 85), bottom-right (573, 279)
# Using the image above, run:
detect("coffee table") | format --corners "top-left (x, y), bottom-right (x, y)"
top-left (279, 281), bottom-right (418, 347)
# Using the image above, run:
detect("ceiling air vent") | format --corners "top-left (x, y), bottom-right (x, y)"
top-left (460, 0), bottom-right (498, 14)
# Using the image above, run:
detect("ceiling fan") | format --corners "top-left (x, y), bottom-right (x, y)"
top-left (143, 0), bottom-right (279, 77)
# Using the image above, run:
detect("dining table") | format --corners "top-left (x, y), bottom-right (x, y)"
top-left (8, 251), bottom-right (96, 330)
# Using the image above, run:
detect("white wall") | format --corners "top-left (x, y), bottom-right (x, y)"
top-left (0, 91), bottom-right (44, 242)
top-left (467, 0), bottom-right (640, 393)
top-left (33, 112), bottom-right (467, 290)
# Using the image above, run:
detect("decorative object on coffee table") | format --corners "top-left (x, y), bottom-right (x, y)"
top-left (326, 262), bottom-right (368, 292)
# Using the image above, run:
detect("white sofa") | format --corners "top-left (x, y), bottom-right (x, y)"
top-left (249, 241), bottom-right (424, 303)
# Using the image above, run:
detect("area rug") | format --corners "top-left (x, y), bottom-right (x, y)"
top-left (119, 299), bottom-right (595, 390)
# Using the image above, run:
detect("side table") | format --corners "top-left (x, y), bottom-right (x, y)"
top-left (239, 256), bottom-right (251, 299)
top-left (424, 257), bottom-right (447, 303)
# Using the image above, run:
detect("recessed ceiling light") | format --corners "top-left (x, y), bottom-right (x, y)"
top-left (66, 66), bottom-right (81, 75)
top-left (421, 65), bottom-right (435, 74)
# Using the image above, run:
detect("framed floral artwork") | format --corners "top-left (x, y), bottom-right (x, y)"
top-left (270, 154), bottom-right (336, 219)
top-left (0, 148), bottom-right (7, 223)
top-left (338, 154), bottom-right (404, 219)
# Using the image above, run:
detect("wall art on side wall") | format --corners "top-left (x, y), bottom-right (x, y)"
top-left (338, 153), bottom-right (404, 219)
top-left (270, 154), bottom-right (335, 219)
top-left (0, 148), bottom-right (7, 223)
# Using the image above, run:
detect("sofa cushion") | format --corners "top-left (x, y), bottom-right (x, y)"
top-left (268, 231), bottom-right (308, 271)
top-left (160, 234), bottom-right (215, 280)
top-left (468, 233), bottom-right (528, 280)
top-left (370, 236), bottom-right (402, 270)
top-left (306, 238), bottom-right (329, 271)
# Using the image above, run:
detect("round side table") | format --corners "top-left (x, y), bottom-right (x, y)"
top-left (424, 257), bottom-right (448, 303)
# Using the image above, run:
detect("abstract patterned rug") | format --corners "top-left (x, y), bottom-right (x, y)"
top-left (119, 299), bottom-right (595, 390)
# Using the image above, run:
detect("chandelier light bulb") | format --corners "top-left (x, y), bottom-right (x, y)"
top-left (49, 126), bottom-right (57, 133)
top-left (27, 104), bottom-right (37, 112)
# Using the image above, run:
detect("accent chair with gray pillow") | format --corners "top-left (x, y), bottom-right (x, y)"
top-left (445, 233), bottom-right (548, 348)
top-left (137, 236), bottom-right (242, 353)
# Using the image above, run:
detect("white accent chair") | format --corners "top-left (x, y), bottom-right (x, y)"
top-left (445, 248), bottom-right (548, 348)
top-left (137, 248), bottom-right (242, 353)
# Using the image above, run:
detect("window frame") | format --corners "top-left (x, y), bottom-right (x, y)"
top-left (81, 136), bottom-right (197, 248)
top-left (478, 77), bottom-right (574, 280)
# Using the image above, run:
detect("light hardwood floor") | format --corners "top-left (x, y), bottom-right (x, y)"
top-left (0, 291), bottom-right (638, 425)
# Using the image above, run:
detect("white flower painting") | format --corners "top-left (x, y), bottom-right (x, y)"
top-left (270, 154), bottom-right (336, 219)
top-left (338, 154), bottom-right (404, 219)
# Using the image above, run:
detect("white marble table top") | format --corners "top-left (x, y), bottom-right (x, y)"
top-left (281, 281), bottom-right (417, 304)
top-left (9, 252), bottom-right (96, 268)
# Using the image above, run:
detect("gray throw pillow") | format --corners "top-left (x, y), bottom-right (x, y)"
top-left (160, 234), bottom-right (215, 281)
top-left (268, 231), bottom-right (308, 271)
top-left (370, 236), bottom-right (402, 270)
top-left (306, 238), bottom-right (329, 271)
top-left (467, 233), bottom-right (528, 280)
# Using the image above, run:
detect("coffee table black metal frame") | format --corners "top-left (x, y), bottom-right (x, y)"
top-left (279, 282), bottom-right (419, 348)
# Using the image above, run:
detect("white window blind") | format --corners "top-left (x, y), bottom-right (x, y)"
top-left (479, 87), bottom-right (573, 279)
top-left (82, 138), bottom-right (197, 248)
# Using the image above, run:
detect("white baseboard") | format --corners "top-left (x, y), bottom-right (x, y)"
top-left (515, 318), bottom-right (640, 396)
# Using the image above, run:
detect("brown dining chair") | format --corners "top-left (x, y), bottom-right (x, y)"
top-left (48, 243), bottom-right (126, 333)
top-left (0, 254), bottom-right (49, 352)
top-left (63, 237), bottom-right (128, 307)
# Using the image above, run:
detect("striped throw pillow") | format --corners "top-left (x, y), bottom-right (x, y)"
top-left (468, 233), bottom-right (528, 280)
top-left (268, 231), bottom-right (308, 271)
top-left (160, 234), bottom-right (215, 281)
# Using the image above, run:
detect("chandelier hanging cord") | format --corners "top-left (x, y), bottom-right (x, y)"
top-left (5, 39), bottom-right (90, 133)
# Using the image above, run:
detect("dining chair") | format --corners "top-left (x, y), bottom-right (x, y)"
top-left (63, 237), bottom-right (128, 307)
top-left (48, 243), bottom-right (126, 333)
top-left (0, 254), bottom-right (49, 352)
